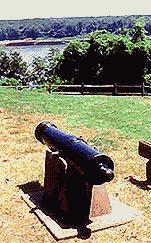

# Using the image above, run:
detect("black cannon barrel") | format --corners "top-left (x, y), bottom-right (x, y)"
top-left (35, 121), bottom-right (114, 185)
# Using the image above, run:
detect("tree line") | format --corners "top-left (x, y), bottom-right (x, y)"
top-left (0, 15), bottom-right (151, 40)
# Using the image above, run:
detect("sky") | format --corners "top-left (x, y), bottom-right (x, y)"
top-left (0, 0), bottom-right (151, 20)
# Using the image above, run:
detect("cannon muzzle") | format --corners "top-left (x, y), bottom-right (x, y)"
top-left (35, 121), bottom-right (114, 185)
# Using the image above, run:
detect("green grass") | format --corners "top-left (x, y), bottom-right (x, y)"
top-left (0, 88), bottom-right (151, 142)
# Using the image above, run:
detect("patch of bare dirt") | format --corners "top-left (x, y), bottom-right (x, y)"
top-left (143, 98), bottom-right (151, 104)
top-left (0, 109), bottom-right (150, 243)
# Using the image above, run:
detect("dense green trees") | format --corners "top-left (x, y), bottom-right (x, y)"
top-left (0, 48), bottom-right (58, 86)
top-left (0, 51), bottom-right (27, 85)
top-left (0, 15), bottom-right (151, 41)
top-left (55, 19), bottom-right (151, 86)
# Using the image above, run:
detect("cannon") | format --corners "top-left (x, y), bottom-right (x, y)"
top-left (35, 121), bottom-right (114, 230)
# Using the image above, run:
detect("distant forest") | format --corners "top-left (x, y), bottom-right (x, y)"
top-left (0, 15), bottom-right (151, 40)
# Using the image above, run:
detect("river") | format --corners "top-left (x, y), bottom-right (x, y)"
top-left (2, 44), bottom-right (66, 64)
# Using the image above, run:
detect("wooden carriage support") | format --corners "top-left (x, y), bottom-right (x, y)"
top-left (139, 140), bottom-right (151, 184)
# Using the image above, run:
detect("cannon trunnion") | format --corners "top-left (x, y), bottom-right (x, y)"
top-left (35, 121), bottom-right (115, 228)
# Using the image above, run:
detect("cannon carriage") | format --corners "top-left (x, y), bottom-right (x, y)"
top-left (35, 121), bottom-right (114, 228)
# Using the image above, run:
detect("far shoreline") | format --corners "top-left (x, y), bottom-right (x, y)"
top-left (0, 38), bottom-right (70, 47)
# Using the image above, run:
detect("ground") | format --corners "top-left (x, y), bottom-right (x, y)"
top-left (0, 107), bottom-right (151, 243)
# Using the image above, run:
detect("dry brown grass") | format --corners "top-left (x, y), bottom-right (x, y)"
top-left (0, 108), bottom-right (151, 243)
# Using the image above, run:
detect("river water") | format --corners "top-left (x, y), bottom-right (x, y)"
top-left (3, 44), bottom-right (66, 64)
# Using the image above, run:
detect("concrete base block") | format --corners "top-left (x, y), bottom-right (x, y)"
top-left (20, 190), bottom-right (143, 240)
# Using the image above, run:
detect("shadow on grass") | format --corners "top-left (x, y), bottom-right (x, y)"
top-left (18, 180), bottom-right (43, 193)
top-left (18, 181), bottom-right (58, 217)
top-left (126, 176), bottom-right (151, 191)
top-left (18, 181), bottom-right (46, 214)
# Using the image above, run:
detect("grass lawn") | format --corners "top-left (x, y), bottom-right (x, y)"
top-left (0, 88), bottom-right (151, 141)
top-left (0, 88), bottom-right (151, 242)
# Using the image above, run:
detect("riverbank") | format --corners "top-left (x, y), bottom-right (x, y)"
top-left (0, 38), bottom-right (70, 47)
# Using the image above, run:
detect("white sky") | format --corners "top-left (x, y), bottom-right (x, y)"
top-left (0, 0), bottom-right (151, 20)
